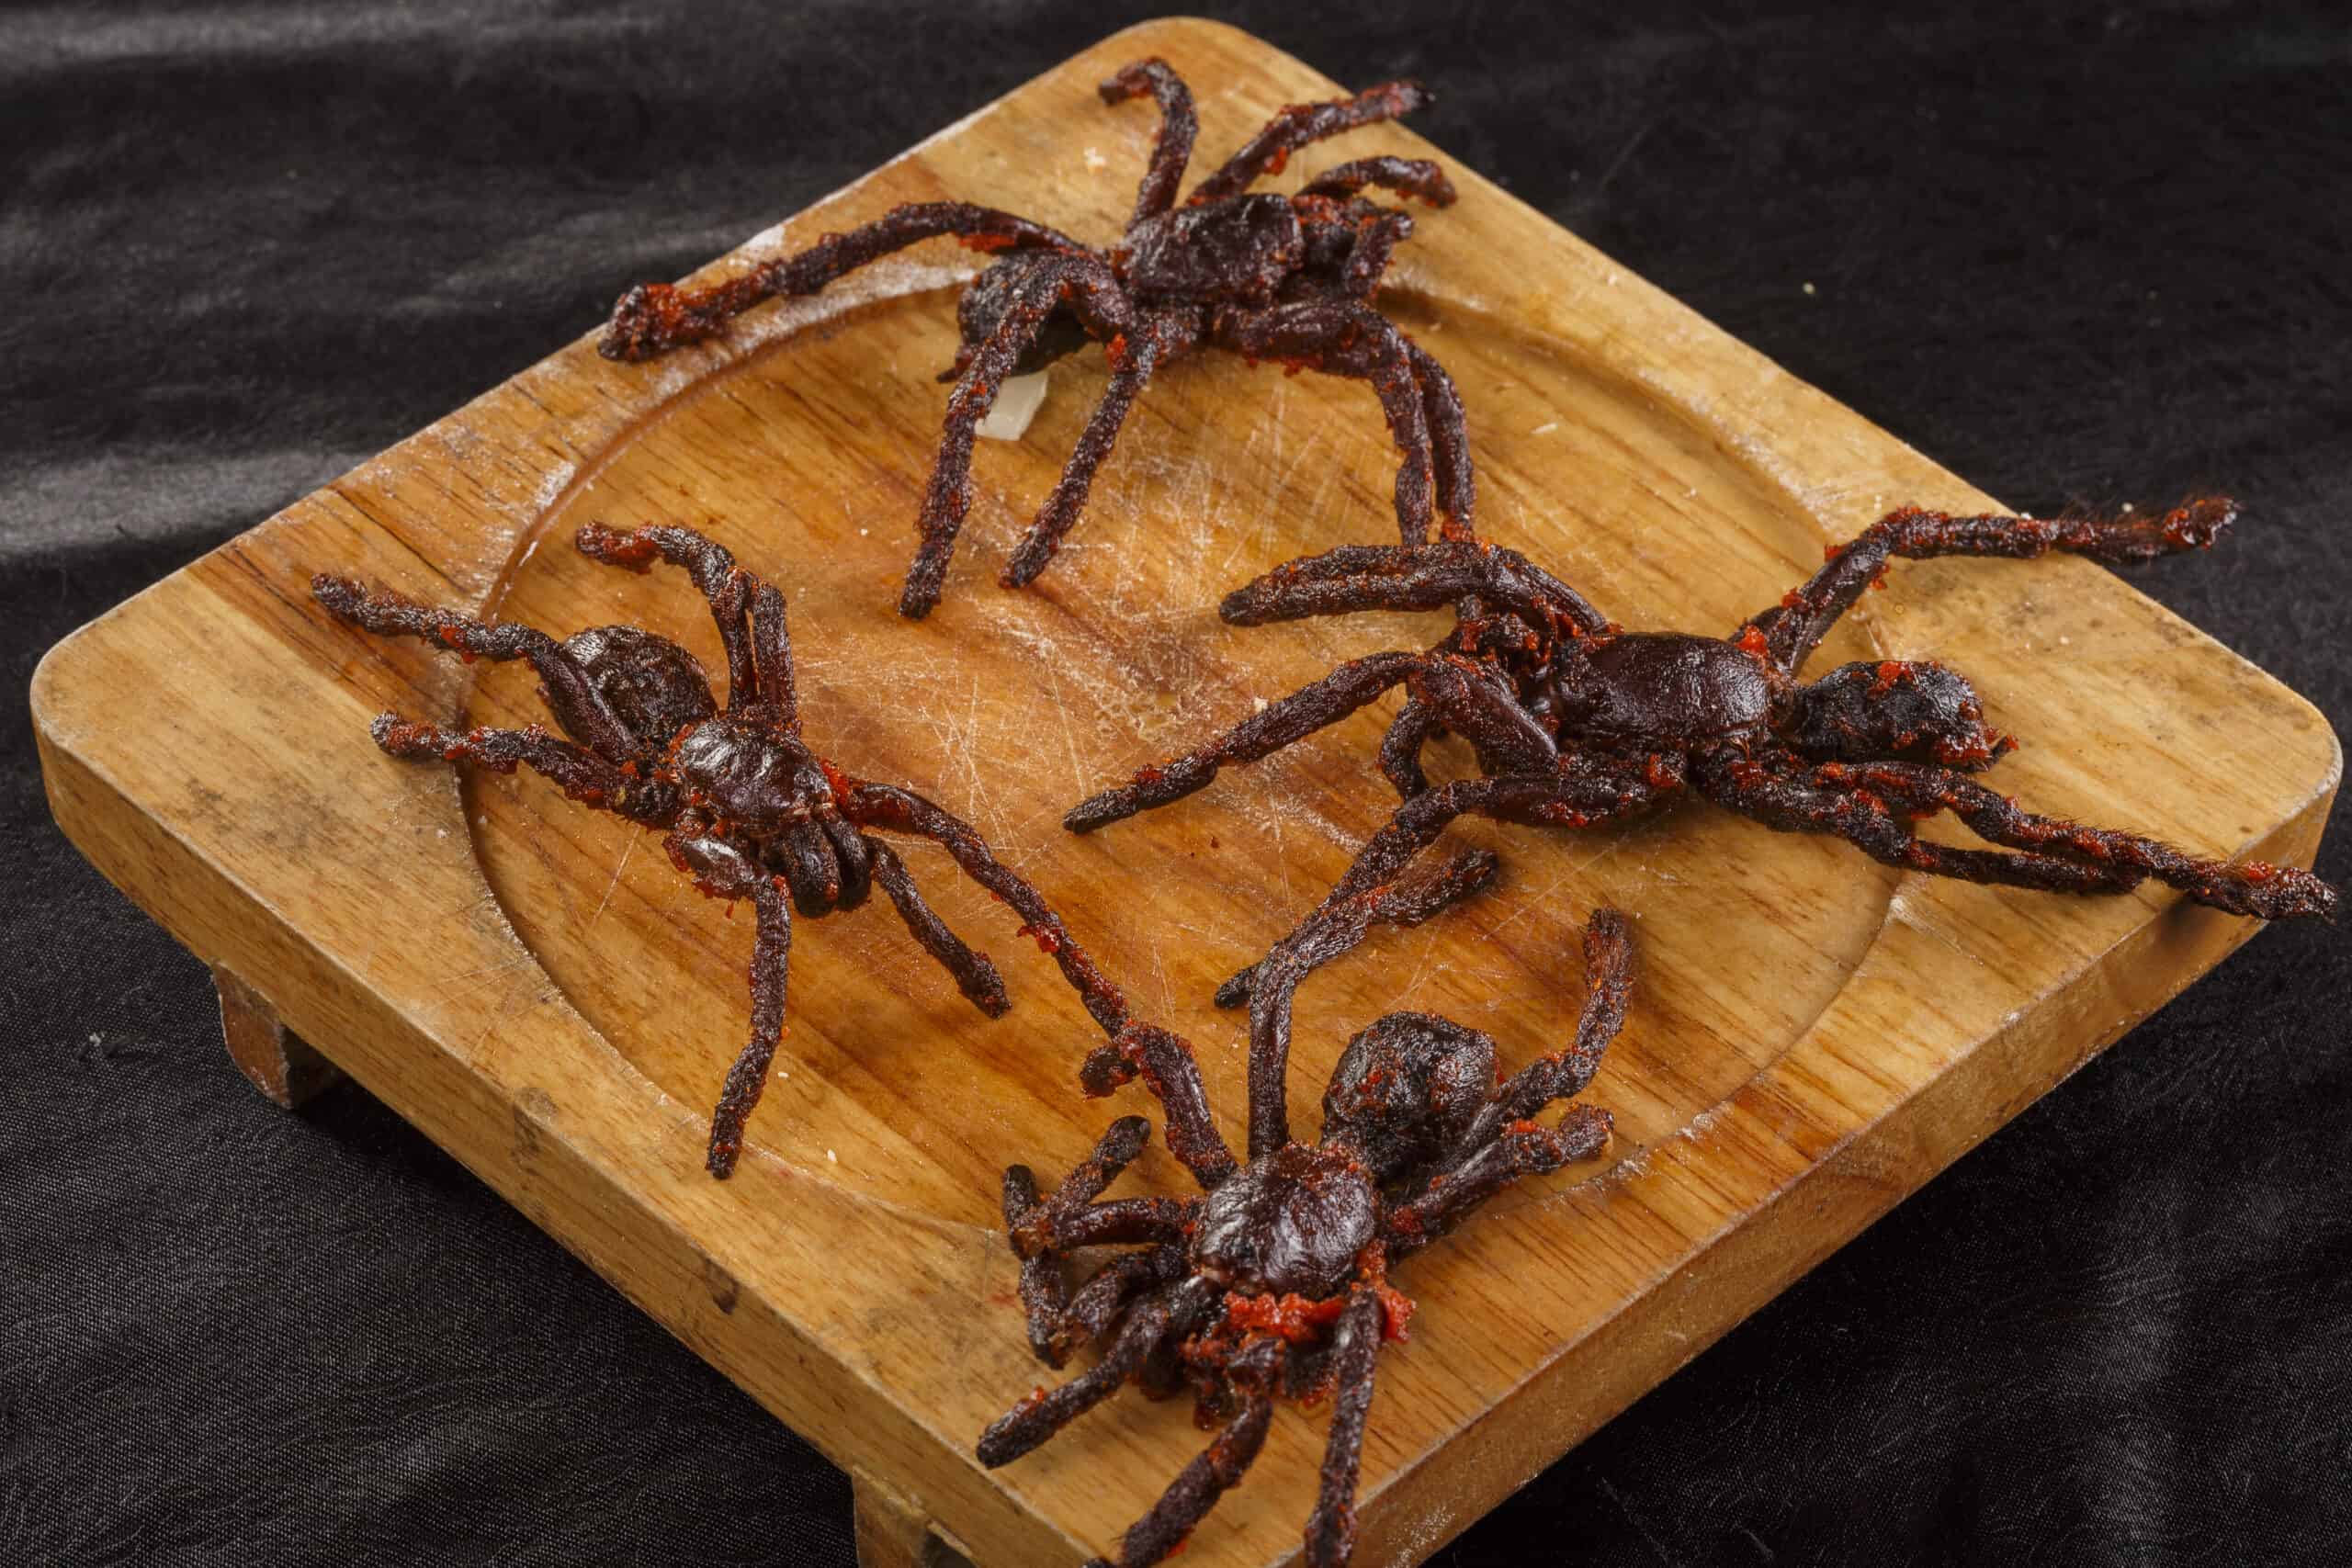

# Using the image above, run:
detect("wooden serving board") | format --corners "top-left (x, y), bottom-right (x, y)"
top-left (31, 19), bottom-right (2338, 1568)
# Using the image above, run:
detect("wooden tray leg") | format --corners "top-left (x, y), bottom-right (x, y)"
top-left (852, 1468), bottom-right (976, 1568)
top-left (212, 962), bottom-right (341, 1109)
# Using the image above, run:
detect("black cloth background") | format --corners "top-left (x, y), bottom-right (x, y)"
top-left (6, 3), bottom-right (2349, 1564)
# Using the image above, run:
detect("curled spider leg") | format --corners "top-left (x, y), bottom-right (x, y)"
top-left (1246, 848), bottom-right (1502, 1156)
top-left (1080, 1020), bottom-right (1239, 1188)
top-left (1744, 497), bottom-right (2236, 673)
top-left (1300, 155), bottom-right (1458, 208)
top-left (1001, 310), bottom-right (1200, 590)
top-left (311, 575), bottom-right (639, 764)
top-left (1100, 59), bottom-right (1198, 223)
top-left (1301, 1292), bottom-right (1387, 1568)
top-left (1839, 759), bottom-right (2335, 919)
top-left (845, 779), bottom-right (1131, 1033)
top-left (666, 832), bottom-right (793, 1179)
top-left (1188, 80), bottom-right (1436, 205)
top-left (598, 200), bottom-right (1086, 362)
top-left (902, 253), bottom-right (1137, 618)
top-left (1378, 698), bottom-right (1439, 799)
top-left (865, 839), bottom-right (1008, 1016)
top-left (1066, 650), bottom-right (1428, 832)
top-left (978, 1280), bottom-right (1205, 1467)
top-left (1451, 908), bottom-right (1634, 1158)
top-left (574, 522), bottom-right (761, 705)
top-left (1090, 1393), bottom-right (1277, 1568)
top-left (1216, 300), bottom-right (1435, 547)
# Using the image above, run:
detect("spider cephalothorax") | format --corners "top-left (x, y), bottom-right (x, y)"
top-left (598, 57), bottom-right (1474, 618)
top-left (312, 523), bottom-right (1124, 1178)
top-left (1065, 498), bottom-right (2338, 1004)
top-left (977, 852), bottom-right (1632, 1567)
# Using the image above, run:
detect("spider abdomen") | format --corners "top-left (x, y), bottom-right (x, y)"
top-left (555, 625), bottom-right (716, 751)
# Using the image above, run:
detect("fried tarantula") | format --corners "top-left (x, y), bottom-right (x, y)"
top-left (978, 851), bottom-right (1632, 1568)
top-left (598, 57), bottom-right (1474, 619)
top-left (312, 523), bottom-right (1123, 1178)
top-left (1067, 498), bottom-right (2338, 1003)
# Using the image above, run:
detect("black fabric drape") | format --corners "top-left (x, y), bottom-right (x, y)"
top-left (6, 4), bottom-right (2347, 1564)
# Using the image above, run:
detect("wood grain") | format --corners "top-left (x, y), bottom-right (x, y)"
top-left (31, 19), bottom-right (2337, 1567)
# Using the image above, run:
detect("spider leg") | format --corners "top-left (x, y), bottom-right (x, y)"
top-left (1187, 80), bottom-right (1435, 205)
top-left (1216, 761), bottom-right (1656, 1008)
top-left (1687, 746), bottom-right (2321, 915)
top-left (666, 832), bottom-right (794, 1180)
top-left (1378, 698), bottom-right (1438, 799)
top-left (900, 253), bottom-right (1136, 618)
top-left (1064, 650), bottom-right (1429, 833)
top-left (1090, 1396), bottom-right (1277, 1568)
top-left (1742, 496), bottom-right (2236, 674)
top-left (1842, 759), bottom-right (2335, 919)
top-left (977, 1280), bottom-right (1193, 1468)
top-left (865, 839), bottom-right (1009, 1016)
top-left (1301, 1292), bottom-right (1387, 1568)
top-left (1052, 1244), bottom-right (1189, 1365)
top-left (365, 716), bottom-right (650, 818)
top-left (1001, 310), bottom-right (1201, 590)
top-left (1299, 155), bottom-right (1457, 207)
top-left (1405, 653), bottom-right (1557, 775)
top-left (1100, 59), bottom-right (1198, 223)
top-left (1215, 300), bottom-right (1435, 547)
top-left (598, 201), bottom-right (1088, 363)
top-left (1219, 537), bottom-right (1607, 637)
top-left (1079, 1021), bottom-right (1239, 1190)
top-left (1384, 1102), bottom-right (1615, 1260)
top-left (1407, 340), bottom-right (1476, 539)
top-left (1246, 846), bottom-right (1501, 1156)
top-left (845, 780), bottom-right (1131, 1033)
top-left (311, 575), bottom-right (639, 764)
top-left (573, 522), bottom-right (759, 708)
top-left (1449, 908), bottom-right (1635, 1158)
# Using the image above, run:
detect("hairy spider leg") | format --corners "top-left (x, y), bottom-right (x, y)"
top-left (1186, 80), bottom-right (1436, 207)
top-left (1244, 847), bottom-right (1501, 1156)
top-left (1214, 765), bottom-right (1663, 1009)
top-left (366, 716), bottom-right (648, 819)
top-left (311, 576), bottom-right (640, 764)
top-left (865, 839), bottom-right (1010, 1014)
top-left (1100, 59), bottom-right (1198, 223)
top-left (900, 252), bottom-right (1138, 617)
top-left (1079, 1020), bottom-right (1240, 1188)
top-left (1218, 537), bottom-right (1609, 639)
top-left (1447, 908), bottom-right (1634, 1159)
top-left (977, 1280), bottom-right (1205, 1467)
top-left (1701, 753), bottom-right (2336, 921)
top-left (666, 831), bottom-right (795, 1179)
top-left (1300, 155), bottom-right (1458, 208)
top-left (1091, 1394), bottom-right (1277, 1568)
top-left (1405, 342), bottom-right (1476, 538)
top-left (1377, 699), bottom-right (1441, 798)
top-left (1300, 1291), bottom-right (1387, 1568)
top-left (1065, 650), bottom-right (1429, 832)
top-left (1001, 310), bottom-right (1202, 589)
top-left (845, 779), bottom-right (1132, 1032)
top-left (597, 200), bottom-right (1086, 363)
top-left (1214, 300), bottom-right (1437, 548)
top-left (1746, 498), bottom-right (2237, 674)
top-left (1385, 1102), bottom-right (1615, 1257)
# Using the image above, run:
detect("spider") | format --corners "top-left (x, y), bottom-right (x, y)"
top-left (977, 848), bottom-right (1634, 1568)
top-left (596, 56), bottom-right (1476, 620)
top-left (1063, 497), bottom-right (2338, 1005)
top-left (311, 522), bottom-right (1124, 1178)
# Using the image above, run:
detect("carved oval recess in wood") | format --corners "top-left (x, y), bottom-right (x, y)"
top-left (459, 279), bottom-right (1887, 1228)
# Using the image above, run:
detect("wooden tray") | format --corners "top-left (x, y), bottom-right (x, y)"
top-left (32, 19), bottom-right (2338, 1568)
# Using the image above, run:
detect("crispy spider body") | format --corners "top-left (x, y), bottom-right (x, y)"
top-left (312, 523), bottom-right (1121, 1178)
top-left (980, 855), bottom-right (1634, 1567)
top-left (1064, 498), bottom-right (2337, 1005)
top-left (599, 58), bottom-right (1473, 618)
